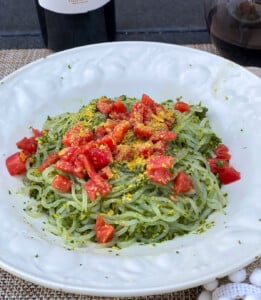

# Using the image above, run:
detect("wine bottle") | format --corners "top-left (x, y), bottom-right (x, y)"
top-left (35, 0), bottom-right (116, 51)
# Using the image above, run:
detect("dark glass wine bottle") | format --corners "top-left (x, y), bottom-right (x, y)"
top-left (35, 0), bottom-right (116, 51)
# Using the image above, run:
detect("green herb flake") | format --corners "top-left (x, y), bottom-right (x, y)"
top-left (34, 254), bottom-right (39, 258)
top-left (216, 160), bottom-right (224, 167)
top-left (67, 64), bottom-right (72, 69)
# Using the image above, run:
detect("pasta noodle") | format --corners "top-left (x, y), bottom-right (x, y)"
top-left (21, 95), bottom-right (226, 248)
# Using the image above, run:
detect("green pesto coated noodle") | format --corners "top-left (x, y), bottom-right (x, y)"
top-left (22, 96), bottom-right (225, 248)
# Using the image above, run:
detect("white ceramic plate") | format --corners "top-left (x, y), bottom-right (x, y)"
top-left (0, 42), bottom-right (260, 297)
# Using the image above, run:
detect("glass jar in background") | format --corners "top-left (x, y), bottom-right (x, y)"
top-left (204, 0), bottom-right (261, 66)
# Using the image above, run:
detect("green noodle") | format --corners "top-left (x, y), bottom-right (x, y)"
top-left (22, 96), bottom-right (225, 248)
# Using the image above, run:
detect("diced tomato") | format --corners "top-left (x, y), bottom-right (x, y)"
top-left (136, 141), bottom-right (154, 158)
top-left (55, 159), bottom-right (75, 174)
top-left (146, 155), bottom-right (174, 171)
top-left (31, 128), bottom-right (43, 137)
top-left (214, 144), bottom-right (231, 160)
top-left (92, 174), bottom-right (112, 197)
top-left (84, 179), bottom-right (99, 201)
top-left (73, 156), bottom-right (87, 178)
top-left (111, 99), bottom-right (128, 114)
top-left (147, 168), bottom-right (173, 185)
top-left (108, 111), bottom-right (129, 121)
top-left (58, 146), bottom-right (81, 162)
top-left (114, 144), bottom-right (134, 161)
top-left (133, 123), bottom-right (153, 139)
top-left (62, 123), bottom-right (94, 147)
top-left (207, 158), bottom-right (229, 174)
top-left (103, 119), bottom-right (118, 133)
top-left (97, 135), bottom-right (116, 151)
top-left (218, 167), bottom-right (241, 184)
top-left (87, 147), bottom-right (113, 170)
top-left (174, 101), bottom-right (190, 112)
top-left (95, 125), bottom-right (106, 138)
top-left (84, 175), bottom-right (111, 200)
top-left (111, 120), bottom-right (131, 144)
top-left (146, 155), bottom-right (174, 185)
top-left (16, 128), bottom-right (45, 155)
top-left (16, 136), bottom-right (38, 155)
top-left (6, 151), bottom-right (27, 176)
top-left (55, 158), bottom-right (86, 179)
top-left (129, 102), bottom-right (145, 125)
top-left (38, 153), bottom-right (60, 172)
top-left (173, 171), bottom-right (193, 195)
top-left (77, 154), bottom-right (96, 178)
top-left (52, 174), bottom-right (71, 193)
top-left (95, 215), bottom-right (114, 243)
top-left (96, 97), bottom-right (114, 114)
top-left (150, 131), bottom-right (176, 142)
top-left (141, 93), bottom-right (157, 109)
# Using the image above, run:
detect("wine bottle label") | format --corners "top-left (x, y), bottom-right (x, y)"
top-left (38, 0), bottom-right (110, 14)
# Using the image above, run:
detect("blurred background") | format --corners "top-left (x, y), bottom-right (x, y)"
top-left (0, 0), bottom-right (210, 49)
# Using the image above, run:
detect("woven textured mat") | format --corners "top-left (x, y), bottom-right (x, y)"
top-left (0, 44), bottom-right (260, 300)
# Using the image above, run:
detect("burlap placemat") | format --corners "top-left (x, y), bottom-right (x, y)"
top-left (0, 44), bottom-right (260, 300)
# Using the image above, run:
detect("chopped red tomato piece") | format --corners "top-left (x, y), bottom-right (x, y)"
top-left (58, 146), bottom-right (81, 162)
top-left (103, 119), bottom-right (118, 133)
top-left (150, 131), bottom-right (176, 142)
top-left (97, 135), bottom-right (116, 151)
top-left (129, 102), bottom-right (145, 125)
top-left (87, 147), bottom-right (112, 170)
top-left (111, 120), bottom-right (131, 144)
top-left (6, 151), bottom-right (27, 176)
top-left (16, 136), bottom-right (38, 155)
top-left (55, 159), bottom-right (75, 174)
top-left (84, 175), bottom-right (111, 201)
top-left (214, 144), bottom-right (231, 160)
top-left (96, 97), bottom-right (114, 114)
top-left (52, 174), bottom-right (71, 193)
top-left (136, 141), bottom-right (154, 158)
top-left (147, 168), bottom-right (173, 185)
top-left (174, 101), bottom-right (190, 112)
top-left (95, 215), bottom-right (114, 243)
top-left (84, 179), bottom-right (99, 201)
top-left (141, 93), bottom-right (156, 108)
top-left (38, 153), bottom-right (59, 172)
top-left (146, 155), bottom-right (174, 171)
top-left (92, 174), bottom-right (112, 196)
top-left (62, 123), bottom-right (94, 147)
top-left (207, 158), bottom-right (229, 174)
top-left (111, 99), bottom-right (128, 114)
top-left (31, 128), bottom-right (44, 137)
top-left (133, 123), bottom-right (153, 138)
top-left (95, 125), bottom-right (106, 138)
top-left (218, 167), bottom-right (241, 184)
top-left (16, 128), bottom-right (45, 155)
top-left (173, 171), bottom-right (193, 195)
top-left (146, 155), bottom-right (174, 185)
top-left (77, 154), bottom-right (96, 178)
